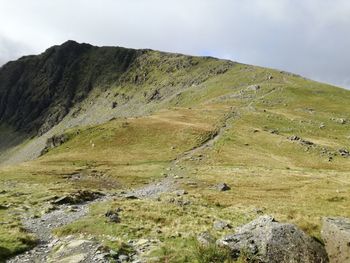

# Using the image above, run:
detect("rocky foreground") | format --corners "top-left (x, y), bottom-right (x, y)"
top-left (6, 176), bottom-right (350, 263)
top-left (6, 177), bottom-right (179, 263)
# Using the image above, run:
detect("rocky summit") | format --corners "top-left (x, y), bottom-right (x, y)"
top-left (0, 41), bottom-right (350, 262)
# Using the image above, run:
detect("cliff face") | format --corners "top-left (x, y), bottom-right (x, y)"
top-left (0, 40), bottom-right (141, 135)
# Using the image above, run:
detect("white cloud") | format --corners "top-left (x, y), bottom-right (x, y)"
top-left (0, 0), bottom-right (349, 88)
top-left (0, 36), bottom-right (33, 65)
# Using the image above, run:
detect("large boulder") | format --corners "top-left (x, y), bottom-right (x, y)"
top-left (217, 215), bottom-right (328, 263)
top-left (322, 217), bottom-right (350, 263)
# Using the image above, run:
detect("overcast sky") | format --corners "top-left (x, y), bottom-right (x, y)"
top-left (0, 0), bottom-right (349, 88)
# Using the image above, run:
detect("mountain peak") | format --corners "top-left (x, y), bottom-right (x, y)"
top-left (59, 40), bottom-right (92, 48)
top-left (44, 40), bottom-right (93, 56)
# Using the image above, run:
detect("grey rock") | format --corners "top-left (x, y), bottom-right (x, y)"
top-left (125, 194), bottom-right (139, 200)
top-left (109, 250), bottom-right (119, 258)
top-left (252, 207), bottom-right (265, 215)
top-left (338, 148), bottom-right (350, 157)
top-left (95, 253), bottom-right (108, 260)
top-left (213, 220), bottom-right (232, 230)
top-left (197, 231), bottom-right (215, 246)
top-left (247, 85), bottom-right (260, 91)
top-left (269, 129), bottom-right (279, 134)
top-left (45, 238), bottom-right (109, 263)
top-left (322, 217), bottom-right (350, 263)
top-left (182, 200), bottom-right (191, 206)
top-left (288, 135), bottom-right (314, 146)
top-left (105, 209), bottom-right (121, 223)
top-left (217, 215), bottom-right (329, 263)
top-left (41, 134), bottom-right (69, 155)
top-left (51, 190), bottom-right (103, 205)
top-left (174, 189), bottom-right (188, 196)
top-left (118, 254), bottom-right (129, 262)
top-left (338, 118), bottom-right (346, 124)
top-left (169, 197), bottom-right (191, 206)
top-left (0, 204), bottom-right (9, 210)
top-left (147, 89), bottom-right (161, 102)
top-left (216, 183), bottom-right (231, 191)
top-left (301, 139), bottom-right (314, 146)
top-left (289, 135), bottom-right (301, 141)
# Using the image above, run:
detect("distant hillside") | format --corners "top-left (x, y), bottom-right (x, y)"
top-left (1, 40), bottom-right (350, 168)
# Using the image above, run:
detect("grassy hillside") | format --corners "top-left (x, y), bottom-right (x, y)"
top-left (0, 42), bottom-right (350, 261)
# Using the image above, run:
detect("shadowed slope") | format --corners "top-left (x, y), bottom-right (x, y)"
top-left (0, 40), bottom-right (141, 136)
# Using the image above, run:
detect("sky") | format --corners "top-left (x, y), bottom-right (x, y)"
top-left (0, 0), bottom-right (349, 88)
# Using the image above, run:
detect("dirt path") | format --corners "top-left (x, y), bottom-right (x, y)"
top-left (174, 109), bottom-right (236, 165)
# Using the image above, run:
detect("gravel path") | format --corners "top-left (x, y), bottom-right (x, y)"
top-left (7, 196), bottom-right (110, 263)
top-left (124, 176), bottom-right (177, 199)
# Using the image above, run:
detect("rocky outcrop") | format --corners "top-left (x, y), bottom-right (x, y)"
top-left (322, 217), bottom-right (350, 263)
top-left (288, 135), bottom-right (314, 146)
top-left (0, 40), bottom-right (141, 135)
top-left (217, 215), bottom-right (328, 263)
top-left (50, 190), bottom-right (104, 205)
top-left (40, 133), bottom-right (69, 155)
